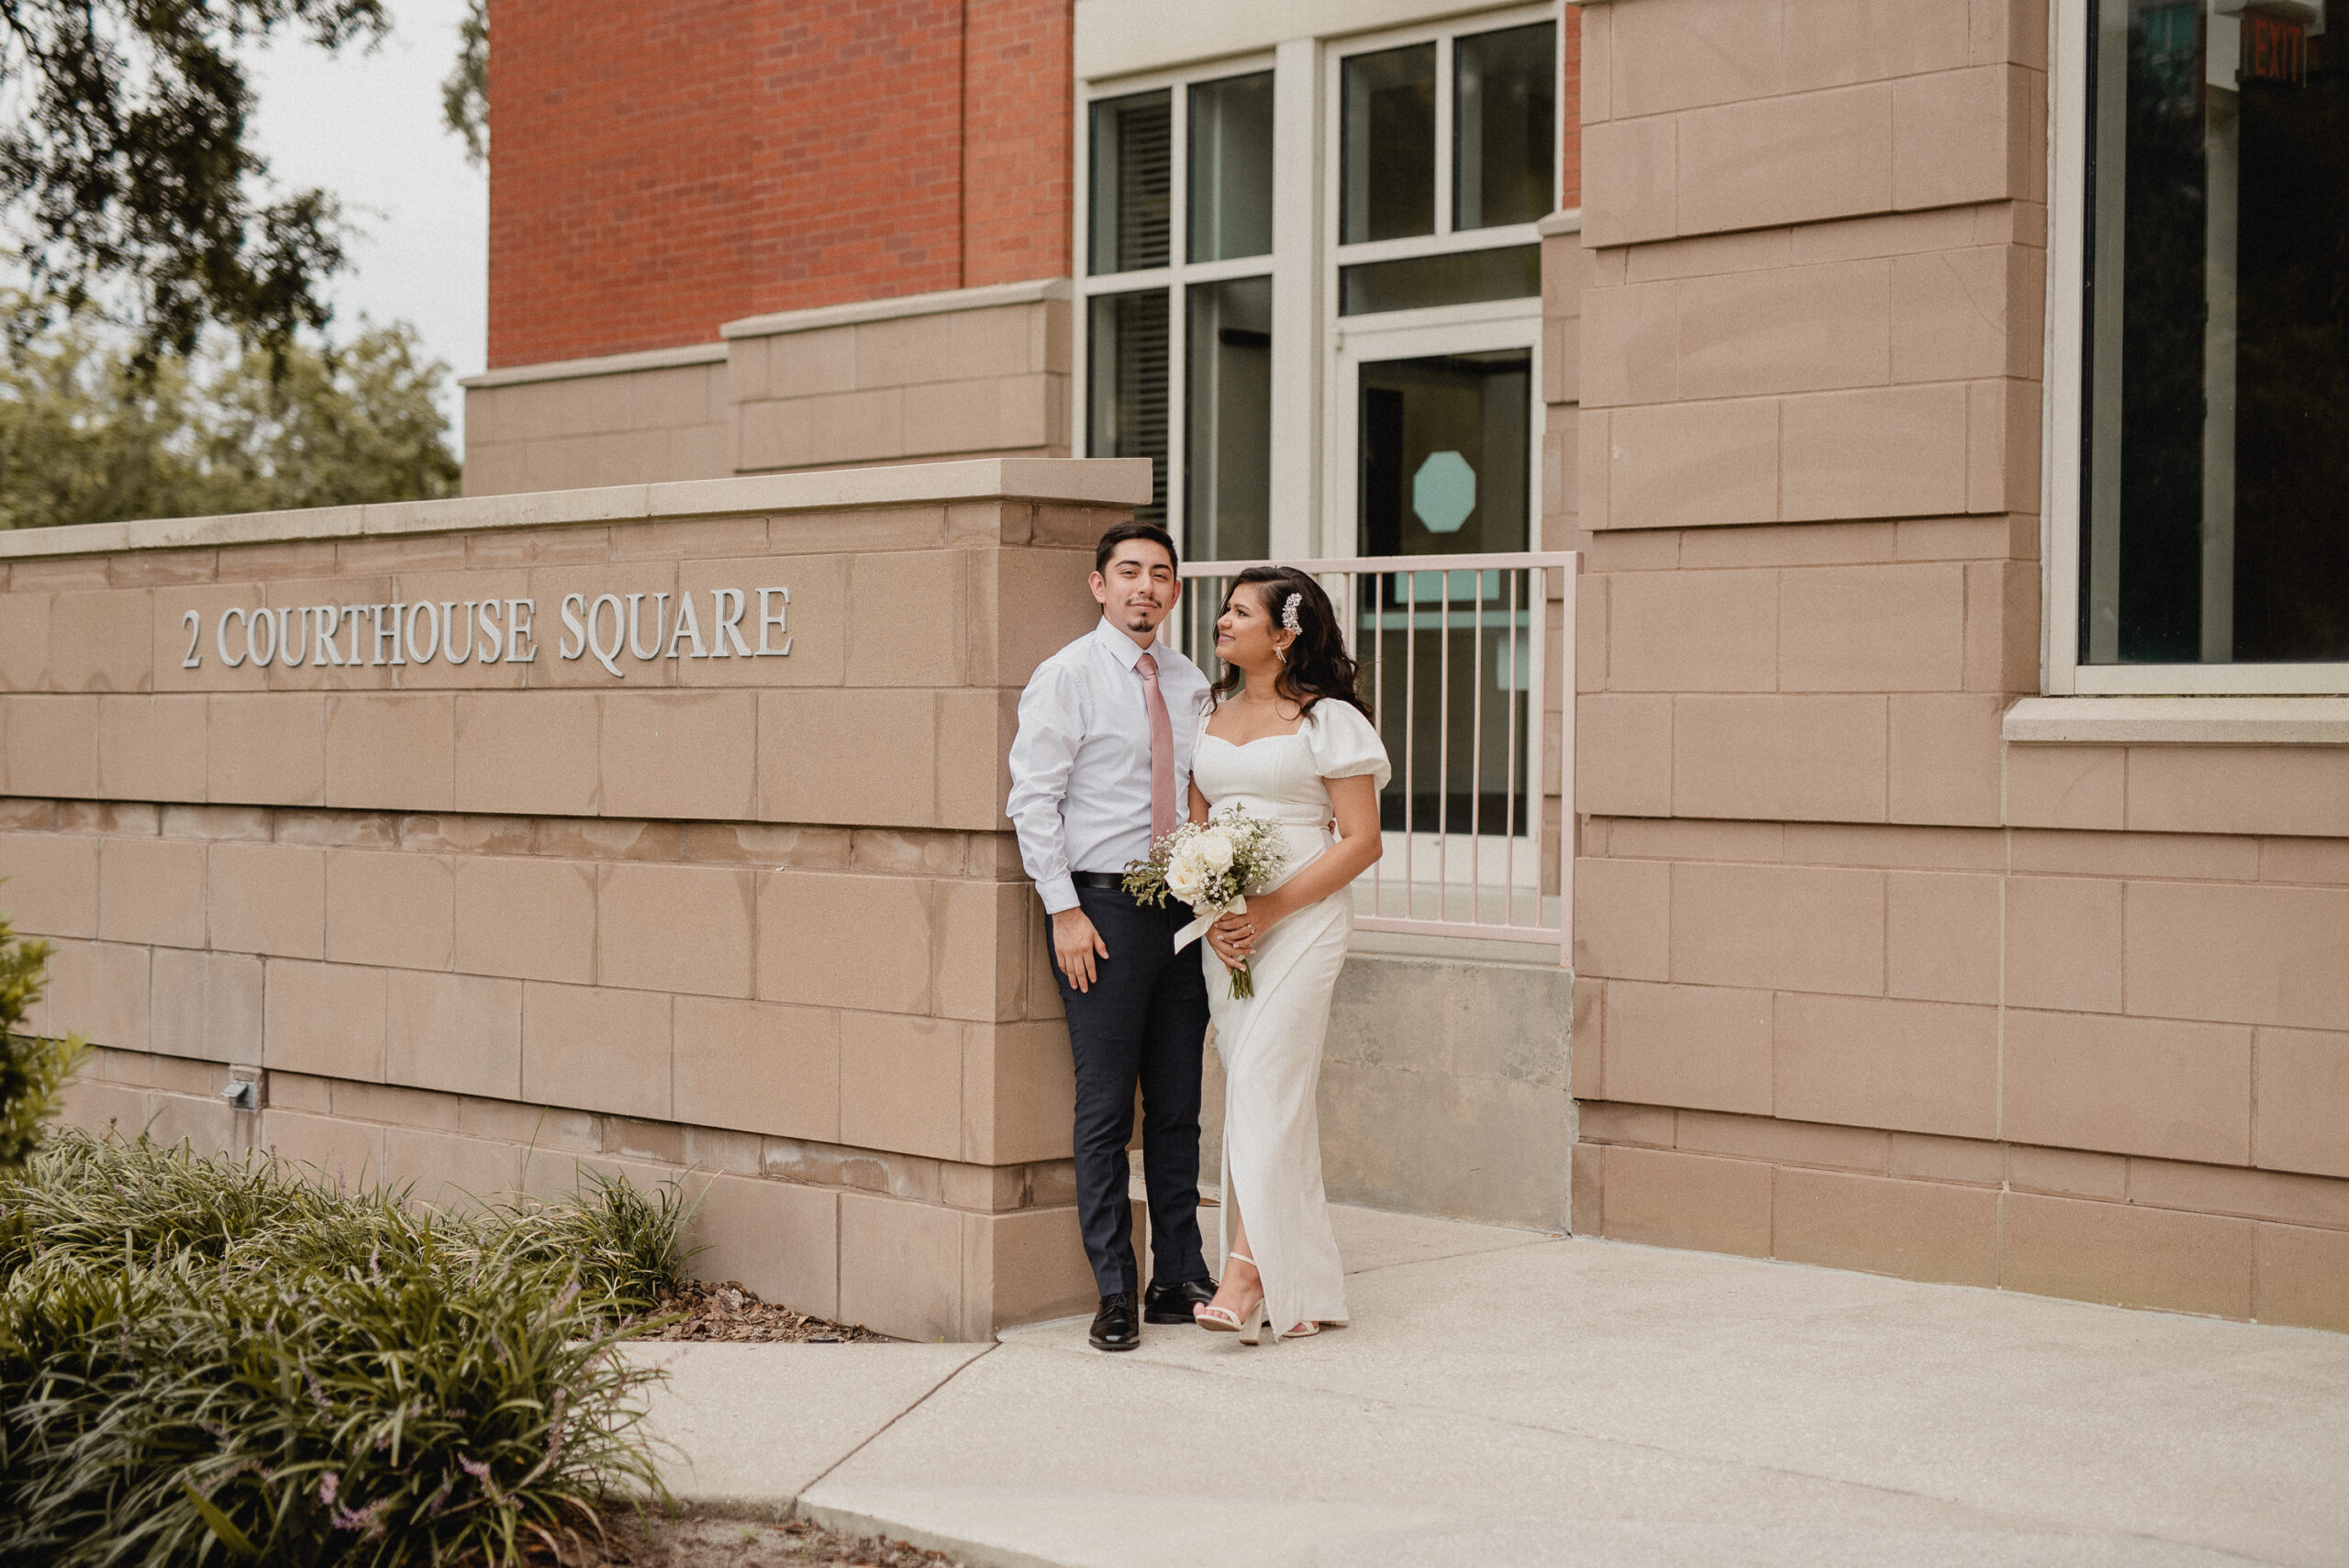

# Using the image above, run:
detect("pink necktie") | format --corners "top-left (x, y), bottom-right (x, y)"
top-left (1136, 651), bottom-right (1176, 843)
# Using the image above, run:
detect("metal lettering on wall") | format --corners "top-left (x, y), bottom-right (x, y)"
top-left (175, 588), bottom-right (793, 678)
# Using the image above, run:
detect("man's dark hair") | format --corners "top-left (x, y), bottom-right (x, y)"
top-left (1095, 520), bottom-right (1180, 576)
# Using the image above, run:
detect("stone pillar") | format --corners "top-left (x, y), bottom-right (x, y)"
top-left (0, 458), bottom-right (1148, 1341)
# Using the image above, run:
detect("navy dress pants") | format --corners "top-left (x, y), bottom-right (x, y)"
top-left (1052, 884), bottom-right (1213, 1298)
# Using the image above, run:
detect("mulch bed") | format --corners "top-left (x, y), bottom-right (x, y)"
top-left (555, 1514), bottom-right (962, 1567)
top-left (619, 1280), bottom-right (891, 1344)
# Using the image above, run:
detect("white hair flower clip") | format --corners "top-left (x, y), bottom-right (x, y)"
top-left (1280, 593), bottom-right (1303, 634)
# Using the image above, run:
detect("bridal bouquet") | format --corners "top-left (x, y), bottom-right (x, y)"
top-left (1122, 808), bottom-right (1288, 998)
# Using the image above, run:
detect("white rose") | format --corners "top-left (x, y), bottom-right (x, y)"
top-left (1197, 830), bottom-right (1235, 872)
top-left (1166, 862), bottom-right (1204, 900)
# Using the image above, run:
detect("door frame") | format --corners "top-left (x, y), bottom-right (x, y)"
top-left (1322, 306), bottom-right (1545, 561)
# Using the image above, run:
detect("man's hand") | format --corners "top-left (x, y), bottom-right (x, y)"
top-left (1052, 906), bottom-right (1110, 993)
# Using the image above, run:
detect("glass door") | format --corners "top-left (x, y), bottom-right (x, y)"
top-left (1331, 316), bottom-right (1541, 840)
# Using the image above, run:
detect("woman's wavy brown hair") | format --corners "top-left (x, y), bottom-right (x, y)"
top-left (1207, 566), bottom-right (1371, 720)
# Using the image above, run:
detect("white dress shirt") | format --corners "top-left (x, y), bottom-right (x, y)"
top-left (1008, 617), bottom-right (1211, 914)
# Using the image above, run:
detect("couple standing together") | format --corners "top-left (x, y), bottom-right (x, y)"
top-left (1007, 522), bottom-right (1391, 1351)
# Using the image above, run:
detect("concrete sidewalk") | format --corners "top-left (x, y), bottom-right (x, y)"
top-left (629, 1205), bottom-right (2349, 1567)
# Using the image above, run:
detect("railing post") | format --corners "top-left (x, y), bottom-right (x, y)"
top-left (1559, 553), bottom-right (1580, 972)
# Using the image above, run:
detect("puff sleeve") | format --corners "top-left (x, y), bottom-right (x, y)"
top-left (1304, 700), bottom-right (1393, 790)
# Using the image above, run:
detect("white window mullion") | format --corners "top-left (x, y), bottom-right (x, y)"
top-left (1433, 33), bottom-right (1455, 239)
top-left (1270, 35), bottom-right (1324, 562)
top-left (1072, 86), bottom-right (1093, 461)
top-left (1165, 87), bottom-right (1190, 544)
top-left (2043, 0), bottom-right (2087, 695)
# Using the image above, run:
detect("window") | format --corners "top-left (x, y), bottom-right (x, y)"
top-left (1189, 72), bottom-right (1275, 262)
top-left (1089, 90), bottom-right (1170, 276)
top-left (1454, 22), bottom-right (1558, 230)
top-left (1186, 277), bottom-right (1273, 562)
top-left (1075, 8), bottom-right (1561, 566)
top-left (1325, 14), bottom-right (1556, 842)
top-left (2052, 0), bottom-right (2349, 692)
top-left (1087, 290), bottom-right (1170, 525)
top-left (1358, 351), bottom-right (1531, 560)
top-left (1341, 44), bottom-right (1438, 243)
top-left (1328, 15), bottom-right (1556, 563)
top-left (1080, 66), bottom-right (1275, 550)
top-left (1333, 20), bottom-right (1553, 320)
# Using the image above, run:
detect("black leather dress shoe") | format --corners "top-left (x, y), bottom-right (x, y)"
top-left (1142, 1276), bottom-right (1219, 1324)
top-left (1089, 1292), bottom-right (1141, 1352)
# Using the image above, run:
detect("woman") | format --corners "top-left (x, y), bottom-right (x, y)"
top-left (1186, 566), bottom-right (1390, 1343)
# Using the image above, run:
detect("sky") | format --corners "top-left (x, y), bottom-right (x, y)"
top-left (242, 0), bottom-right (489, 450)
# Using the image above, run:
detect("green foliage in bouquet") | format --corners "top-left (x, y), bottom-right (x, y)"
top-left (0, 910), bottom-right (84, 1174)
top-left (1122, 811), bottom-right (1289, 999)
top-left (0, 1131), bottom-right (689, 1566)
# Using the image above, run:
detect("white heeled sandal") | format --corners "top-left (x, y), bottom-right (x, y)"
top-left (1194, 1251), bottom-right (1317, 1344)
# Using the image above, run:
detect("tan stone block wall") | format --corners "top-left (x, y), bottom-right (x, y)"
top-left (0, 476), bottom-right (1141, 1339)
top-left (729, 298), bottom-right (1070, 476)
top-left (1572, 815), bottom-right (2349, 1329)
top-left (49, 1041), bottom-right (1097, 1339)
top-left (466, 361), bottom-right (729, 497)
top-left (1575, 1097), bottom-right (2349, 1330)
top-left (1571, 0), bottom-right (2345, 1328)
top-left (464, 293), bottom-right (1074, 496)
top-left (6, 793), bottom-right (1095, 1334)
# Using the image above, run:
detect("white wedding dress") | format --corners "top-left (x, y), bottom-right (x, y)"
top-left (1190, 698), bottom-right (1392, 1337)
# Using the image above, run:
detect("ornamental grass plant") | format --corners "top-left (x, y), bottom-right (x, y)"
top-left (0, 1130), bottom-right (690, 1566)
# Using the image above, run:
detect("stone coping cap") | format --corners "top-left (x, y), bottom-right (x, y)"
top-left (718, 277), bottom-right (1072, 340)
top-left (461, 279), bottom-right (1074, 386)
top-left (0, 457), bottom-right (1153, 561)
top-left (460, 340), bottom-right (728, 391)
top-left (2004, 695), bottom-right (2349, 745)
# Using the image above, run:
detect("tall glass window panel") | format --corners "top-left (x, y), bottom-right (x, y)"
top-left (1357, 350), bottom-right (1531, 559)
top-left (1341, 44), bottom-right (1437, 243)
top-left (1185, 278), bottom-right (1273, 562)
top-left (1454, 23), bottom-right (1556, 229)
top-left (1188, 72), bottom-right (1275, 261)
top-left (1088, 291), bottom-right (1170, 528)
top-left (1090, 90), bottom-right (1171, 275)
top-left (1340, 245), bottom-right (1540, 315)
top-left (2084, 0), bottom-right (2349, 664)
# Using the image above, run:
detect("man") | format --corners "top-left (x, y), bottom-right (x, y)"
top-left (1006, 521), bottom-right (1216, 1351)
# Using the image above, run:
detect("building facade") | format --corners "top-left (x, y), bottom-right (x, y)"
top-left (473, 0), bottom-right (2349, 1329)
top-left (8, 0), bottom-right (2341, 1334)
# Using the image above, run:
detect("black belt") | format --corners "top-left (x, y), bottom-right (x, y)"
top-left (1072, 871), bottom-right (1130, 890)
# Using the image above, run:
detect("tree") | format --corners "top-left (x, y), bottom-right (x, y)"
top-left (0, 309), bottom-right (461, 529)
top-left (0, 0), bottom-right (392, 364)
top-left (0, 909), bottom-right (82, 1173)
top-left (442, 0), bottom-right (487, 167)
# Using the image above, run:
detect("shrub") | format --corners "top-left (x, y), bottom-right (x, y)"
top-left (0, 909), bottom-right (85, 1173)
top-left (0, 1131), bottom-right (685, 1565)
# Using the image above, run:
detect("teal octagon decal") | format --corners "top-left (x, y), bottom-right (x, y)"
top-left (1412, 450), bottom-right (1477, 534)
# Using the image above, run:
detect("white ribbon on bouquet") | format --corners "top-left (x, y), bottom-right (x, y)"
top-left (1173, 895), bottom-right (1247, 955)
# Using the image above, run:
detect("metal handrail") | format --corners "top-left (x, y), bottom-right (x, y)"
top-left (1177, 550), bottom-right (1580, 967)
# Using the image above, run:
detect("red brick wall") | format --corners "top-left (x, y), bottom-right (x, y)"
top-left (486, 0), bottom-right (1074, 368)
top-left (486, 2), bottom-right (1579, 369)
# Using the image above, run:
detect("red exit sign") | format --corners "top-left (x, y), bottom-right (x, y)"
top-left (2244, 10), bottom-right (2309, 85)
